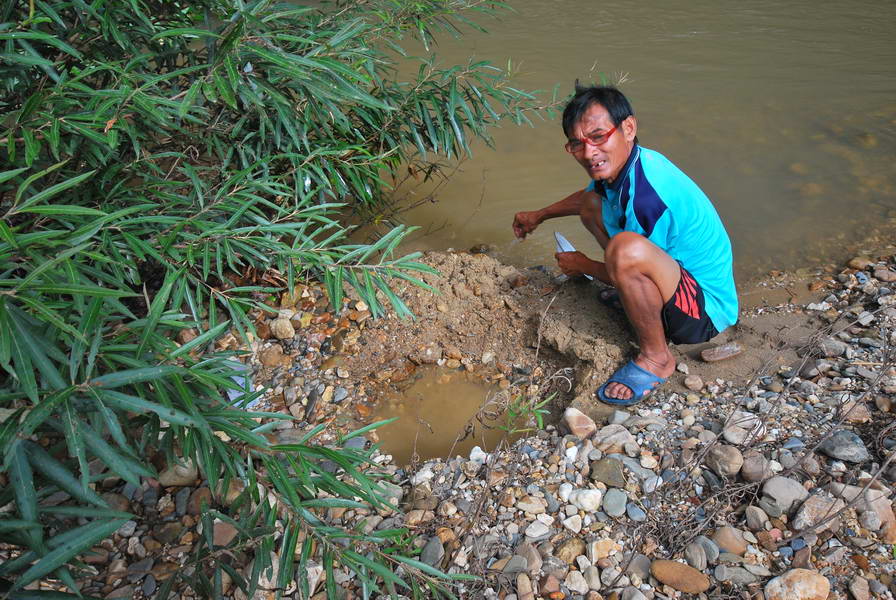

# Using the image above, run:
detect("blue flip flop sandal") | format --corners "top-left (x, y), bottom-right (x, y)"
top-left (597, 360), bottom-right (667, 406)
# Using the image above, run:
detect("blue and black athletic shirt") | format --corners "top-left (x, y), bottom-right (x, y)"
top-left (586, 145), bottom-right (739, 333)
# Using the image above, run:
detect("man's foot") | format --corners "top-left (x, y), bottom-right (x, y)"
top-left (598, 287), bottom-right (624, 311)
top-left (600, 354), bottom-right (675, 404)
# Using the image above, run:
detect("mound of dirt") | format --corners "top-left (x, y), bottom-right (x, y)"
top-left (341, 249), bottom-right (824, 424)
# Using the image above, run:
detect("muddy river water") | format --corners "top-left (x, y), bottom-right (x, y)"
top-left (397, 0), bottom-right (896, 283)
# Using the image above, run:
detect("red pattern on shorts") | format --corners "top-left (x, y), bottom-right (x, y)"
top-left (674, 270), bottom-right (701, 319)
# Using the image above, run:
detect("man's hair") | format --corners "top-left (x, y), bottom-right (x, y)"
top-left (561, 84), bottom-right (635, 138)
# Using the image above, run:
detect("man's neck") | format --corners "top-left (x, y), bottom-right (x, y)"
top-left (602, 143), bottom-right (637, 186)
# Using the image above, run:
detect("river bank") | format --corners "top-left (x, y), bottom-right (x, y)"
top-left (58, 248), bottom-right (896, 599)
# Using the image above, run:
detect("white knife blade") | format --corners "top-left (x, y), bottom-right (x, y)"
top-left (554, 232), bottom-right (593, 280)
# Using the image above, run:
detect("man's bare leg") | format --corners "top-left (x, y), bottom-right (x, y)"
top-left (603, 231), bottom-right (681, 401)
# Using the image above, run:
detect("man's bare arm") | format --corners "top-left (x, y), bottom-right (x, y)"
top-left (512, 189), bottom-right (591, 239)
top-left (555, 251), bottom-right (612, 285)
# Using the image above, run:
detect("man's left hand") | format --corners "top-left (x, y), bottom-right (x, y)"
top-left (555, 251), bottom-right (598, 278)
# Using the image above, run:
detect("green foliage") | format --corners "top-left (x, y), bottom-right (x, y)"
top-left (499, 394), bottom-right (552, 435)
top-left (0, 0), bottom-right (543, 596)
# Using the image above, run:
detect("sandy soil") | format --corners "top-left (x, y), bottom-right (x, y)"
top-left (336, 248), bottom-right (845, 427)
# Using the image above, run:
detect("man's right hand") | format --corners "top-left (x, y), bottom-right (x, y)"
top-left (512, 210), bottom-right (542, 239)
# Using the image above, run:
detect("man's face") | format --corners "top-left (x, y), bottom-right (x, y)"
top-left (568, 102), bottom-right (637, 183)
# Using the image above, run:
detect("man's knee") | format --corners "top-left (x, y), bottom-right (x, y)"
top-left (605, 231), bottom-right (651, 272)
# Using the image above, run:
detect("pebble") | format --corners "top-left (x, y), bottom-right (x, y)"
top-left (684, 375), bottom-right (703, 391)
top-left (684, 542), bottom-right (707, 570)
top-left (712, 525), bottom-right (748, 556)
top-left (158, 460), bottom-right (198, 487)
top-left (420, 537), bottom-right (444, 566)
top-left (525, 520), bottom-right (550, 539)
top-left (602, 488), bottom-right (627, 517)
top-left (569, 489), bottom-right (603, 512)
top-left (563, 407), bottom-right (597, 439)
top-left (700, 342), bottom-right (742, 362)
top-left (792, 494), bottom-right (845, 533)
top-left (763, 475), bottom-right (810, 513)
top-left (555, 537), bottom-right (586, 564)
top-left (694, 535), bottom-right (720, 564)
top-left (562, 514), bottom-right (583, 533)
top-left (740, 451), bottom-right (773, 482)
top-left (818, 429), bottom-right (870, 463)
top-left (270, 317), bottom-right (295, 339)
top-left (705, 444), bottom-right (744, 478)
top-left (715, 564), bottom-right (759, 585)
top-left (590, 457), bottom-right (627, 487)
top-left (764, 568), bottom-right (831, 600)
top-left (650, 559), bottom-right (710, 593)
top-left (92, 253), bottom-right (896, 600)
top-left (626, 503), bottom-right (647, 522)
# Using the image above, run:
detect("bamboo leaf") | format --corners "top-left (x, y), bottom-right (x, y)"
top-left (88, 366), bottom-right (180, 389)
top-left (13, 518), bottom-right (126, 591)
top-left (23, 441), bottom-right (107, 507)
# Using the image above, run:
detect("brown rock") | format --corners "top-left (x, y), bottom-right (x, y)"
top-left (740, 451), bottom-right (773, 482)
top-left (106, 585), bottom-right (136, 599)
top-left (188, 487), bottom-right (212, 515)
top-left (706, 444), bottom-right (744, 478)
top-left (213, 519), bottom-right (238, 547)
top-left (842, 400), bottom-right (872, 423)
top-left (405, 509), bottom-right (435, 527)
top-left (444, 345), bottom-right (463, 360)
top-left (158, 460), bottom-right (197, 487)
top-left (259, 344), bottom-right (285, 367)
top-left (700, 342), bottom-right (742, 362)
top-left (850, 554), bottom-right (870, 571)
top-left (563, 407), bottom-right (597, 439)
top-left (875, 395), bottom-right (892, 413)
top-left (539, 574), bottom-right (561, 596)
top-left (684, 375), bottom-right (704, 391)
top-left (177, 328), bottom-right (198, 344)
top-left (101, 493), bottom-right (130, 512)
top-left (712, 525), bottom-right (748, 556)
top-left (555, 537), bottom-right (586, 564)
top-left (848, 256), bottom-right (873, 270)
top-left (409, 343), bottom-right (442, 365)
top-left (153, 521), bottom-right (183, 545)
top-left (517, 573), bottom-right (535, 600)
top-left (792, 494), bottom-right (845, 533)
top-left (83, 547), bottom-right (110, 565)
top-left (849, 576), bottom-right (870, 600)
top-left (650, 559), bottom-right (710, 594)
top-left (756, 530), bottom-right (778, 552)
top-left (254, 319), bottom-right (272, 340)
top-left (874, 268), bottom-right (896, 282)
top-left (270, 317), bottom-right (295, 340)
top-left (592, 424), bottom-right (636, 454)
top-left (764, 568), bottom-right (830, 600)
top-left (793, 547), bottom-right (813, 569)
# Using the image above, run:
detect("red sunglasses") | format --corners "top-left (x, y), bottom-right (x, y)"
top-left (565, 124), bottom-right (618, 154)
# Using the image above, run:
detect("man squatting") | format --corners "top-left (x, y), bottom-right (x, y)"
top-left (512, 85), bottom-right (738, 406)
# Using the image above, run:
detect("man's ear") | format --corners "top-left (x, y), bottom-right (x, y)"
top-left (622, 115), bottom-right (638, 142)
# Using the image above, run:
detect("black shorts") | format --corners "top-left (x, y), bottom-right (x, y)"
top-left (661, 266), bottom-right (718, 345)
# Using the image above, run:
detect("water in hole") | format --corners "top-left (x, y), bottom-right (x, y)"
top-left (371, 367), bottom-right (525, 467)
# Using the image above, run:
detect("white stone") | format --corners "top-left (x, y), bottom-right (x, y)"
top-left (569, 489), bottom-right (603, 512)
top-left (562, 515), bottom-right (583, 534)
top-left (565, 571), bottom-right (589, 595)
top-left (469, 446), bottom-right (488, 464)
top-left (525, 520), bottom-right (550, 539)
top-left (558, 482), bottom-right (573, 502)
